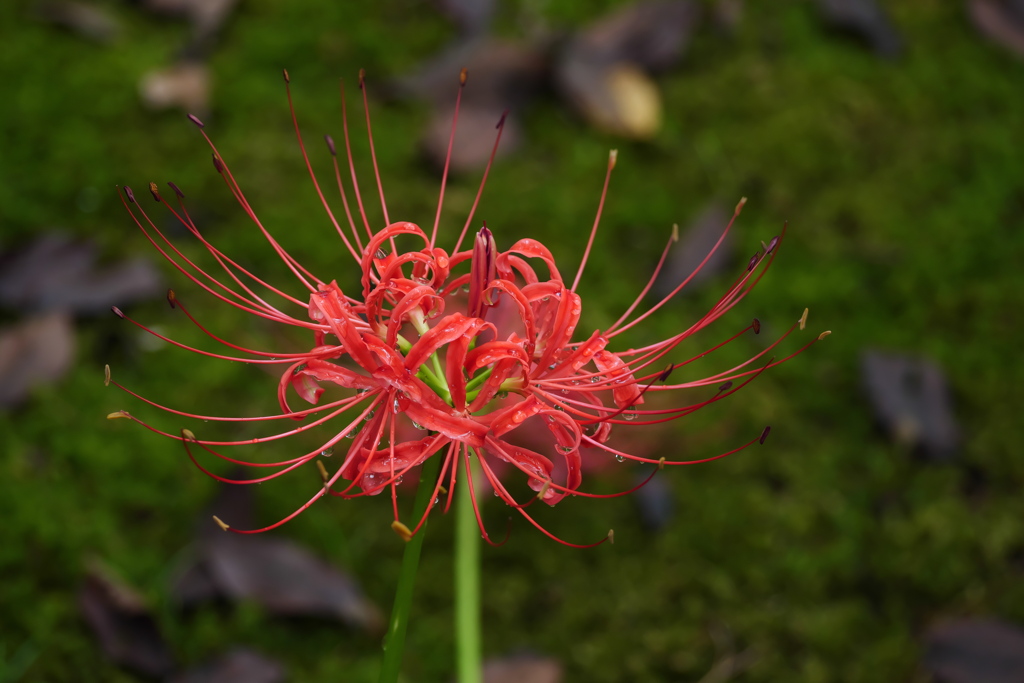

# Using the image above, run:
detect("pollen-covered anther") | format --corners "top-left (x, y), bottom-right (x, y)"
top-left (735, 196), bottom-right (748, 213)
top-left (671, 223), bottom-right (679, 242)
top-left (212, 515), bottom-right (230, 531)
top-left (391, 520), bottom-right (413, 542)
top-left (799, 308), bottom-right (809, 330)
top-left (658, 457), bottom-right (666, 470)
top-left (282, 68), bottom-right (290, 83)
top-left (536, 480), bottom-right (551, 500)
top-left (166, 289), bottom-right (177, 308)
top-left (607, 529), bottom-right (615, 544)
top-left (818, 330), bottom-right (832, 341)
top-left (181, 428), bottom-right (197, 441)
top-left (459, 67), bottom-right (468, 86)
top-left (316, 460), bottom-right (329, 483)
top-left (759, 425), bottom-right (771, 445)
top-left (608, 149), bottom-right (618, 170)
top-left (103, 364), bottom-right (111, 387)
top-left (358, 68), bottom-right (366, 88)
top-left (149, 182), bottom-right (161, 202)
top-left (438, 485), bottom-right (448, 495)
top-left (106, 410), bottom-right (129, 419)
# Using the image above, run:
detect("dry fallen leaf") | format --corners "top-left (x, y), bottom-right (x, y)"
top-left (78, 559), bottom-right (177, 678)
top-left (422, 104), bottom-right (523, 174)
top-left (484, 654), bottom-right (562, 683)
top-left (816, 0), bottom-right (903, 58)
top-left (968, 0), bottom-right (1024, 59)
top-left (562, 0), bottom-right (702, 70)
top-left (860, 350), bottom-right (960, 461)
top-left (654, 202), bottom-right (733, 299)
top-left (0, 233), bottom-right (163, 315)
top-left (203, 533), bottom-right (383, 631)
top-left (555, 1), bottom-right (700, 138)
top-left (168, 648), bottom-right (286, 683)
top-left (432, 0), bottom-right (496, 36)
top-left (171, 479), bottom-right (382, 631)
top-left (31, 1), bottom-right (121, 43)
top-left (923, 618), bottom-right (1024, 683)
top-left (139, 60), bottom-right (210, 114)
top-left (0, 312), bottom-right (75, 408)
top-left (388, 38), bottom-right (546, 171)
top-left (135, 0), bottom-right (239, 48)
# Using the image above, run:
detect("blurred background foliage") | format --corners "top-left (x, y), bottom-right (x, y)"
top-left (2, 0), bottom-right (1024, 681)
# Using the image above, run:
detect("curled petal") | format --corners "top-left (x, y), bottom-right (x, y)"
top-left (593, 349), bottom-right (644, 409)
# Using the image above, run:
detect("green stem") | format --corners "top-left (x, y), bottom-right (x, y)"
top-left (378, 455), bottom-right (442, 683)
top-left (455, 453), bottom-right (482, 683)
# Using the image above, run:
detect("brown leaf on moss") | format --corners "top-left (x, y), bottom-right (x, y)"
top-left (860, 350), bottom-right (960, 461)
top-left (484, 654), bottom-right (563, 683)
top-left (0, 233), bottom-right (163, 315)
top-left (816, 0), bottom-right (903, 58)
top-left (655, 202), bottom-right (733, 299)
top-left (31, 1), bottom-right (121, 43)
top-left (139, 60), bottom-right (210, 115)
top-left (78, 560), bottom-right (177, 677)
top-left (923, 618), bottom-right (1024, 683)
top-left (968, 0), bottom-right (1024, 59)
top-left (169, 648), bottom-right (286, 683)
top-left (0, 312), bottom-right (74, 408)
top-left (554, 1), bottom-right (700, 138)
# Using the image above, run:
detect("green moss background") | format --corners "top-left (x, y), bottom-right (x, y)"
top-left (3, 1), bottom-right (1024, 681)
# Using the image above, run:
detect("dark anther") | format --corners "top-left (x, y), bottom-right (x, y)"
top-left (747, 254), bottom-right (759, 271)
top-left (759, 426), bottom-right (771, 445)
top-left (496, 110), bottom-right (508, 129)
top-left (123, 186), bottom-right (136, 203)
top-left (324, 134), bottom-right (337, 156)
top-left (657, 364), bottom-right (674, 382)
top-left (718, 381), bottom-right (733, 393)
top-left (752, 318), bottom-right (761, 334)
top-left (167, 181), bottom-right (185, 198)
top-left (111, 306), bottom-right (125, 319)
top-left (212, 154), bottom-right (224, 173)
top-left (766, 235), bottom-right (780, 253)
top-left (187, 113), bottom-right (205, 128)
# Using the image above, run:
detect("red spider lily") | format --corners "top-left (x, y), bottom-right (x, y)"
top-left (107, 69), bottom-right (828, 547)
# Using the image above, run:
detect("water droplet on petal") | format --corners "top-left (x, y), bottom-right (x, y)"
top-left (615, 454), bottom-right (625, 462)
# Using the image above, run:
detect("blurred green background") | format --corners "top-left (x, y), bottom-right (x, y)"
top-left (3, 0), bottom-right (1024, 681)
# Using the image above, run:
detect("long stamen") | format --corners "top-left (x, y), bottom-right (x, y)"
top-left (570, 149), bottom-right (617, 292)
top-left (431, 68), bottom-right (468, 249)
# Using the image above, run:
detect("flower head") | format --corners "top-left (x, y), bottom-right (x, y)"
top-left (108, 69), bottom-right (827, 546)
